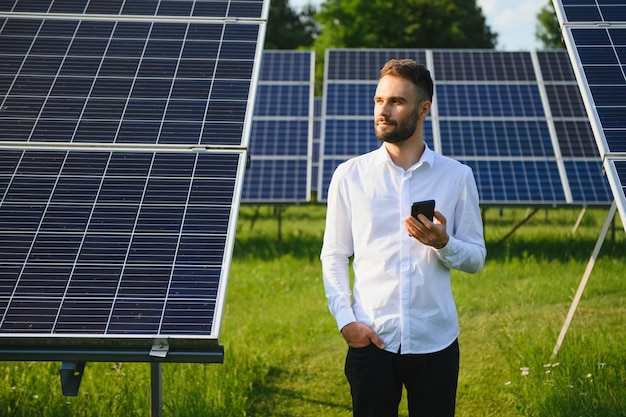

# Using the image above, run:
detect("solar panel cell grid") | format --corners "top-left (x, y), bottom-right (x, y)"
top-left (0, 17), bottom-right (259, 146)
top-left (536, 50), bottom-right (577, 81)
top-left (326, 49), bottom-right (427, 81)
top-left (440, 120), bottom-right (553, 157)
top-left (565, 160), bottom-right (614, 202)
top-left (437, 84), bottom-right (544, 117)
top-left (569, 27), bottom-right (626, 154)
top-left (561, 1), bottom-right (626, 22)
top-left (465, 159), bottom-right (566, 203)
top-left (242, 50), bottom-right (313, 203)
top-left (0, 150), bottom-right (242, 338)
top-left (2, 0), bottom-right (266, 18)
top-left (432, 50), bottom-right (536, 81)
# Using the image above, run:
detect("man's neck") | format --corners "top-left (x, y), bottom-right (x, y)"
top-left (384, 135), bottom-right (425, 171)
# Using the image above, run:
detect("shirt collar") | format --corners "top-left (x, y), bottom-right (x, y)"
top-left (375, 142), bottom-right (435, 171)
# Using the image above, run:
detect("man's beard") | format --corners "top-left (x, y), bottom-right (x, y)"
top-left (374, 107), bottom-right (420, 144)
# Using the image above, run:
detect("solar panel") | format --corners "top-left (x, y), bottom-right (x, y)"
top-left (242, 50), bottom-right (314, 203)
top-left (553, 0), bottom-right (626, 230)
top-left (0, 0), bottom-right (269, 361)
top-left (319, 48), bottom-right (611, 206)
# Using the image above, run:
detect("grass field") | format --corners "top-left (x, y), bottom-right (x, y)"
top-left (1, 204), bottom-right (625, 416)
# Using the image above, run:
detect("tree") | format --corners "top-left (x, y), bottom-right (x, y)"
top-left (313, 0), bottom-right (497, 50)
top-left (264, 0), bottom-right (319, 49)
top-left (536, 1), bottom-right (564, 50)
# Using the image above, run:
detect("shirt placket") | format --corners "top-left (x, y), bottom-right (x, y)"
top-left (399, 169), bottom-right (413, 352)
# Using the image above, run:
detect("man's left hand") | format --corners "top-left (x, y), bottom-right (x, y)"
top-left (404, 210), bottom-right (449, 249)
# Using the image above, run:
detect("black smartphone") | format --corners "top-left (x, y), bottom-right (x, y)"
top-left (411, 199), bottom-right (435, 222)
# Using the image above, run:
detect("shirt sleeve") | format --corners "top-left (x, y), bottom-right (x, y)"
top-left (320, 167), bottom-right (357, 331)
top-left (434, 167), bottom-right (486, 273)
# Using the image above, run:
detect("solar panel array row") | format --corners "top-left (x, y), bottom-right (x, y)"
top-left (318, 48), bottom-right (612, 206)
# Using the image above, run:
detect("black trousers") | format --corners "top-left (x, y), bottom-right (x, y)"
top-left (344, 339), bottom-right (459, 417)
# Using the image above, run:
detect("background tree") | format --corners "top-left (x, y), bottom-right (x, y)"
top-left (313, 0), bottom-right (497, 50)
top-left (536, 1), bottom-right (565, 49)
top-left (265, 0), bottom-right (318, 49)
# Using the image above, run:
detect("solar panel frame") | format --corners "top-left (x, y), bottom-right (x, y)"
top-left (0, 0), bottom-right (270, 362)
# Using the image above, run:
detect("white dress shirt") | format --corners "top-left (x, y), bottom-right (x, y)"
top-left (321, 144), bottom-right (486, 354)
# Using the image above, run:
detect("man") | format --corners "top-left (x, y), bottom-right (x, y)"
top-left (320, 59), bottom-right (486, 417)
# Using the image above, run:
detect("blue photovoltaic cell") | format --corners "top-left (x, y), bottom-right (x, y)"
top-left (432, 50), bottom-right (536, 81)
top-left (241, 159), bottom-right (309, 202)
top-left (569, 28), bottom-right (626, 154)
top-left (325, 49), bottom-right (427, 81)
top-left (311, 97), bottom-right (322, 193)
top-left (0, 150), bottom-right (242, 337)
top-left (0, 17), bottom-right (260, 146)
top-left (0, 0), bottom-right (266, 19)
top-left (437, 85), bottom-right (544, 117)
top-left (439, 120), bottom-right (553, 157)
top-left (242, 50), bottom-right (313, 203)
top-left (463, 159), bottom-right (566, 204)
top-left (560, 0), bottom-right (626, 22)
top-left (565, 160), bottom-right (614, 202)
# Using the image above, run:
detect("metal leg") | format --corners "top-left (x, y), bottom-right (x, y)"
top-left (150, 362), bottom-right (163, 417)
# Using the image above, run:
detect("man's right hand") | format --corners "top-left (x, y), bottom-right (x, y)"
top-left (340, 322), bottom-right (386, 349)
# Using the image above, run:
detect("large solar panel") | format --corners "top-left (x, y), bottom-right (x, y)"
top-left (0, 0), bottom-right (269, 361)
top-left (242, 50), bottom-right (314, 203)
top-left (318, 48), bottom-right (612, 206)
top-left (553, 0), bottom-right (626, 231)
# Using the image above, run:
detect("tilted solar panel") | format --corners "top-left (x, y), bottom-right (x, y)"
top-left (0, 0), bottom-right (269, 361)
top-left (553, 0), bottom-right (626, 230)
top-left (242, 50), bottom-right (314, 203)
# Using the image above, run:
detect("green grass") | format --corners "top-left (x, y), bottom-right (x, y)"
top-left (1, 205), bottom-right (625, 416)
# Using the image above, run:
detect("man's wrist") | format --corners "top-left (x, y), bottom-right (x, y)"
top-left (433, 234), bottom-right (449, 249)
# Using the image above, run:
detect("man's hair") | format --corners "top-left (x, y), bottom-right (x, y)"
top-left (379, 59), bottom-right (434, 102)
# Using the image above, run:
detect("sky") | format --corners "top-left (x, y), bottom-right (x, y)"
top-left (289, 0), bottom-right (548, 51)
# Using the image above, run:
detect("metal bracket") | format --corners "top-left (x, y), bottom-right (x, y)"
top-left (59, 361), bottom-right (86, 396)
top-left (150, 339), bottom-right (169, 358)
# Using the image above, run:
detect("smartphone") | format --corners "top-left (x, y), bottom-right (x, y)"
top-left (411, 199), bottom-right (435, 222)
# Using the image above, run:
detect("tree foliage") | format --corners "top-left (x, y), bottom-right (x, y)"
top-left (265, 0), bottom-right (319, 49)
top-left (535, 1), bottom-right (565, 50)
top-left (313, 0), bottom-right (497, 50)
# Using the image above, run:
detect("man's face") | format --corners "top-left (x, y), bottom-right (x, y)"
top-left (373, 75), bottom-right (424, 144)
